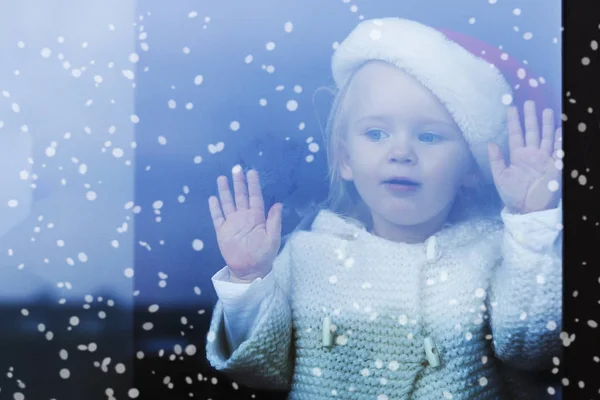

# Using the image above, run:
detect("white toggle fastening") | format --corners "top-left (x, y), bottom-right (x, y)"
top-left (426, 236), bottom-right (440, 262)
top-left (322, 315), bottom-right (333, 348)
top-left (424, 336), bottom-right (441, 367)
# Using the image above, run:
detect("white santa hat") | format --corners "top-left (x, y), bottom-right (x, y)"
top-left (331, 17), bottom-right (513, 184)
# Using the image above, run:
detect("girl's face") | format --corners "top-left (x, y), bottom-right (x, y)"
top-left (339, 61), bottom-right (477, 243)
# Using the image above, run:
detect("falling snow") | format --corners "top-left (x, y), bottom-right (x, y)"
top-left (192, 239), bottom-right (204, 251)
top-left (0, 5), bottom-right (583, 400)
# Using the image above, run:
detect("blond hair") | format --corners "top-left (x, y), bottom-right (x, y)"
top-left (312, 77), bottom-right (372, 230)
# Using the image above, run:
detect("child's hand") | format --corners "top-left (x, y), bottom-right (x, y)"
top-left (208, 167), bottom-right (283, 282)
top-left (488, 100), bottom-right (562, 214)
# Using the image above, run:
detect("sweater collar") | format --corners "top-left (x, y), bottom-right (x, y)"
top-left (310, 209), bottom-right (499, 251)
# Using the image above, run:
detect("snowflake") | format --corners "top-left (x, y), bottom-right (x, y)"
top-left (335, 335), bottom-right (348, 345)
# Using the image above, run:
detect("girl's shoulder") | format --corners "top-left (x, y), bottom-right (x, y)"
top-left (437, 215), bottom-right (504, 252)
top-left (278, 208), bottom-right (321, 255)
top-left (278, 208), bottom-right (358, 254)
top-left (469, 214), bottom-right (504, 235)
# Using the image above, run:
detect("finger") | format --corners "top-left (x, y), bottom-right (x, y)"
top-left (552, 127), bottom-right (563, 160)
top-left (507, 106), bottom-right (525, 154)
top-left (247, 169), bottom-right (266, 215)
top-left (266, 203), bottom-right (282, 242)
top-left (232, 165), bottom-right (249, 210)
top-left (524, 100), bottom-right (540, 148)
top-left (540, 108), bottom-right (555, 155)
top-left (217, 175), bottom-right (236, 216)
top-left (208, 196), bottom-right (225, 230)
top-left (488, 142), bottom-right (507, 181)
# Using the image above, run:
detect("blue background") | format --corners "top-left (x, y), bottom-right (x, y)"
top-left (133, 0), bottom-right (562, 307)
top-left (0, 1), bottom-right (562, 398)
top-left (0, 0), bottom-right (561, 319)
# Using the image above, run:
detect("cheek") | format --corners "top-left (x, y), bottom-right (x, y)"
top-left (346, 145), bottom-right (377, 173)
top-left (352, 156), bottom-right (376, 173)
top-left (423, 150), bottom-right (471, 189)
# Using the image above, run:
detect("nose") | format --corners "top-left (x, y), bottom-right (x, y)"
top-left (388, 135), bottom-right (417, 165)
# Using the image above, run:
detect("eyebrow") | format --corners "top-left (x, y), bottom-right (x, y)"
top-left (350, 114), bottom-right (457, 129)
top-left (349, 115), bottom-right (396, 127)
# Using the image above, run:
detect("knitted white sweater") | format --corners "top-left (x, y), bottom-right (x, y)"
top-left (206, 206), bottom-right (562, 399)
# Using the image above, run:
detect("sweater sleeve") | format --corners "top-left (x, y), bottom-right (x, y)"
top-left (211, 266), bottom-right (277, 354)
top-left (487, 201), bottom-right (563, 371)
top-left (205, 238), bottom-right (295, 391)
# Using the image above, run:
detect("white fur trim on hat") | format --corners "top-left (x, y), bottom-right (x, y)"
top-left (331, 17), bottom-right (512, 184)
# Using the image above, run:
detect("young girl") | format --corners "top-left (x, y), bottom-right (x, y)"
top-left (205, 18), bottom-right (562, 400)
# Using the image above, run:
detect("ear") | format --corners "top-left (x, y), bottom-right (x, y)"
top-left (458, 152), bottom-right (483, 189)
top-left (339, 144), bottom-right (354, 181)
top-left (461, 166), bottom-right (482, 189)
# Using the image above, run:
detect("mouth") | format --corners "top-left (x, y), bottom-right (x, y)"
top-left (382, 177), bottom-right (421, 193)
top-left (383, 177), bottom-right (421, 186)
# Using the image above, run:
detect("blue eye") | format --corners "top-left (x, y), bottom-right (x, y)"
top-left (365, 129), bottom-right (388, 141)
top-left (419, 132), bottom-right (443, 143)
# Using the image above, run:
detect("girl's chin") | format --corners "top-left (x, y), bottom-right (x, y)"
top-left (377, 201), bottom-right (455, 226)
top-left (376, 209), bottom-right (427, 225)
